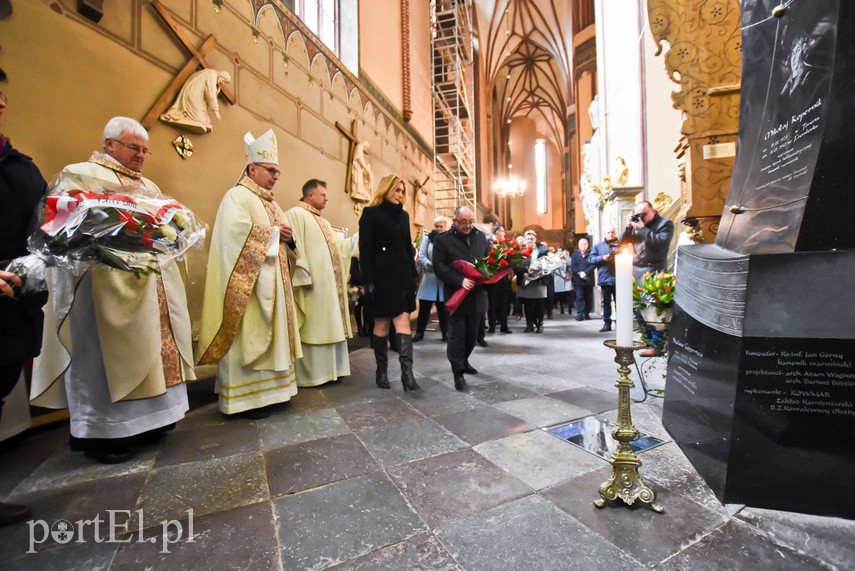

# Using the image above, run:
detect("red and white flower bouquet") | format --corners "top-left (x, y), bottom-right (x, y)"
top-left (446, 239), bottom-right (530, 315)
top-left (4, 173), bottom-right (206, 293)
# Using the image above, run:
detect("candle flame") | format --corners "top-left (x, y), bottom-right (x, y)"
top-left (618, 247), bottom-right (632, 255)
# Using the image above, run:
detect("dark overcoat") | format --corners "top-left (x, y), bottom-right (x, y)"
top-left (432, 225), bottom-right (489, 314)
top-left (358, 200), bottom-right (418, 317)
top-left (0, 138), bottom-right (48, 365)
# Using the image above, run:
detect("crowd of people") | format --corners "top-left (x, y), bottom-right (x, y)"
top-left (390, 198), bottom-right (675, 380)
top-left (0, 98), bottom-right (674, 526)
top-left (0, 109), bottom-right (373, 524)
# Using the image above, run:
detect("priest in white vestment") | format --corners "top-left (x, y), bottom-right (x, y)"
top-left (31, 117), bottom-right (193, 464)
top-left (284, 180), bottom-right (358, 387)
top-left (198, 129), bottom-right (302, 418)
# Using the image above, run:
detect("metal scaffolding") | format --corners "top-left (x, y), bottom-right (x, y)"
top-left (431, 0), bottom-right (476, 219)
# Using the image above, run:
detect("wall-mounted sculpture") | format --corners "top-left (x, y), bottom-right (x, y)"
top-left (412, 176), bottom-right (429, 228)
top-left (140, 0), bottom-right (235, 131)
top-left (336, 120), bottom-right (375, 215)
top-left (172, 134), bottom-right (194, 159)
top-left (160, 69), bottom-right (231, 134)
top-left (350, 141), bottom-right (374, 204)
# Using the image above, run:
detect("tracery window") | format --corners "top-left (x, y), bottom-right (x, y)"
top-left (297, 0), bottom-right (339, 55)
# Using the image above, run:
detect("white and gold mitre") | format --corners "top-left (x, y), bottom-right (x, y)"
top-left (244, 129), bottom-right (278, 165)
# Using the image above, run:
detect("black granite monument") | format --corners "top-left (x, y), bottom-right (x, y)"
top-left (663, 0), bottom-right (855, 519)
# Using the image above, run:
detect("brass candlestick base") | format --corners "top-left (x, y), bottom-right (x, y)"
top-left (594, 339), bottom-right (664, 514)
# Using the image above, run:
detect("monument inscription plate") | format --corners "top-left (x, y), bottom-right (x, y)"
top-left (717, 0), bottom-right (855, 253)
top-left (665, 247), bottom-right (855, 517)
top-left (665, 1), bottom-right (855, 518)
top-left (739, 339), bottom-right (855, 435)
top-left (662, 306), bottom-right (743, 500)
top-left (727, 337), bottom-right (855, 515)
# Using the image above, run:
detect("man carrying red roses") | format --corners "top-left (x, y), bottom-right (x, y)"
top-left (432, 206), bottom-right (489, 391)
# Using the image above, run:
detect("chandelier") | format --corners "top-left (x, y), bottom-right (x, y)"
top-left (494, 175), bottom-right (527, 198)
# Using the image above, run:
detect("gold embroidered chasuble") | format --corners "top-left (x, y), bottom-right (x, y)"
top-left (30, 154), bottom-right (196, 409)
top-left (283, 202), bottom-right (358, 344)
top-left (197, 177), bottom-right (300, 371)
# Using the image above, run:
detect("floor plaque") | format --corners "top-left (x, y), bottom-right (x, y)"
top-left (546, 415), bottom-right (667, 461)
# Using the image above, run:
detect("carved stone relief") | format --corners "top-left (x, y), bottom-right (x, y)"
top-left (160, 69), bottom-right (232, 134)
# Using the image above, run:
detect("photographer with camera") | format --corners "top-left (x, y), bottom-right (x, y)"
top-left (619, 200), bottom-right (675, 282)
top-left (589, 228), bottom-right (619, 332)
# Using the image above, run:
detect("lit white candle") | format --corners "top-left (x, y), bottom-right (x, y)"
top-left (615, 249), bottom-right (634, 346)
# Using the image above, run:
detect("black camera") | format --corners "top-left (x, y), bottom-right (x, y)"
top-left (630, 213), bottom-right (643, 223)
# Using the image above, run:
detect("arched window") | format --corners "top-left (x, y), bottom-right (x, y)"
top-left (297, 0), bottom-right (339, 55)
top-left (295, 0), bottom-right (358, 74)
top-left (535, 139), bottom-right (548, 214)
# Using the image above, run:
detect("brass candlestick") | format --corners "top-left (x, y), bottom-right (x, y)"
top-left (594, 339), bottom-right (664, 513)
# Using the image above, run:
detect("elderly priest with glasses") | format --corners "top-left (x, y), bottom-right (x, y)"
top-left (198, 129), bottom-right (302, 419)
top-left (31, 117), bottom-right (194, 464)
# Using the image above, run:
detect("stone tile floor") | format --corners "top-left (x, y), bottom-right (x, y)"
top-left (1, 313), bottom-right (854, 570)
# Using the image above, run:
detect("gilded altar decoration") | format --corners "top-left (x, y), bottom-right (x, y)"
top-left (653, 192), bottom-right (674, 214)
top-left (580, 152), bottom-right (630, 222)
top-left (647, 0), bottom-right (741, 239)
top-left (681, 216), bottom-right (720, 244)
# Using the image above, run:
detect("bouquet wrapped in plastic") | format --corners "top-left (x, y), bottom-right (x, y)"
top-left (523, 252), bottom-right (566, 286)
top-left (3, 172), bottom-right (206, 291)
top-left (446, 240), bottom-right (529, 315)
top-left (1, 254), bottom-right (47, 296)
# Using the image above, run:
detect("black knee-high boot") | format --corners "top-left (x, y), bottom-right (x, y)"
top-left (372, 335), bottom-right (390, 389)
top-left (396, 334), bottom-right (420, 391)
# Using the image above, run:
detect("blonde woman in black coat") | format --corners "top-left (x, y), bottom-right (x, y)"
top-left (358, 174), bottom-right (420, 391)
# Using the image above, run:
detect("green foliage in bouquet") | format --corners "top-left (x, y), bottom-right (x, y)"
top-left (632, 270), bottom-right (675, 318)
top-left (471, 240), bottom-right (530, 279)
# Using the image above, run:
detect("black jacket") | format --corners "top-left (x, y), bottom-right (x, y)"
top-left (570, 250), bottom-right (596, 287)
top-left (0, 138), bottom-right (48, 364)
top-left (432, 224), bottom-right (489, 314)
top-left (358, 200), bottom-right (418, 316)
top-left (619, 212), bottom-right (675, 270)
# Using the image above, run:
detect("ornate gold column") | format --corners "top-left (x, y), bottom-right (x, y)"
top-left (647, 0), bottom-right (741, 242)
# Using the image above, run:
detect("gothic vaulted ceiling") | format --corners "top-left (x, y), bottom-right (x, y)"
top-left (474, 0), bottom-right (574, 150)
